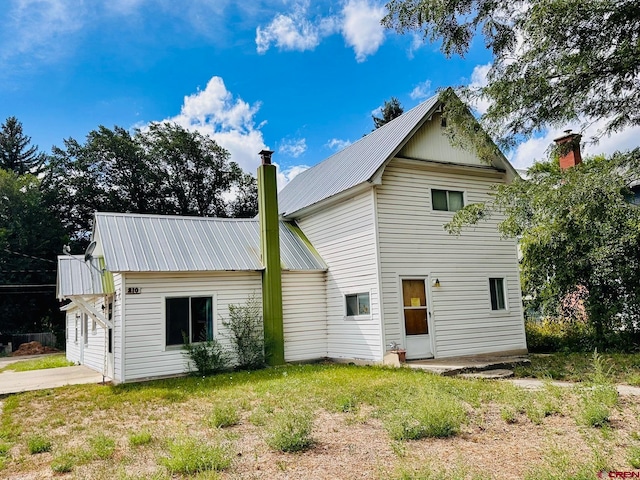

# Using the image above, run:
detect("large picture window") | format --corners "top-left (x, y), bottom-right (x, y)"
top-left (166, 296), bottom-right (213, 346)
top-left (432, 189), bottom-right (464, 212)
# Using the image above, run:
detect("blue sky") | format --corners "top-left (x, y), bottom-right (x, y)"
top-left (1, 0), bottom-right (637, 187)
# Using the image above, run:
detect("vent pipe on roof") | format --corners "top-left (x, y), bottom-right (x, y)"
top-left (554, 130), bottom-right (582, 170)
top-left (257, 149), bottom-right (285, 365)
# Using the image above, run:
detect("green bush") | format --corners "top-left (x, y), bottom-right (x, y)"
top-left (27, 435), bottom-right (51, 454)
top-left (208, 404), bottom-right (239, 428)
top-left (183, 337), bottom-right (229, 376)
top-left (160, 437), bottom-right (231, 474)
top-left (223, 295), bottom-right (265, 370)
top-left (265, 409), bottom-right (314, 452)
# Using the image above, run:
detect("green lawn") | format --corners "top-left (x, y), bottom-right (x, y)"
top-left (0, 362), bottom-right (636, 479)
top-left (0, 354), bottom-right (73, 373)
top-left (515, 352), bottom-right (640, 385)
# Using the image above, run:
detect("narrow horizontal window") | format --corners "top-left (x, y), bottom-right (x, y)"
top-left (345, 293), bottom-right (370, 317)
top-left (432, 189), bottom-right (464, 212)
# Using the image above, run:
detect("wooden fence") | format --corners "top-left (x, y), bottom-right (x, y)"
top-left (10, 332), bottom-right (57, 352)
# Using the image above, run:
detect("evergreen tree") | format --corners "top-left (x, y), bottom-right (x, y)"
top-left (372, 97), bottom-right (404, 129)
top-left (0, 117), bottom-right (45, 174)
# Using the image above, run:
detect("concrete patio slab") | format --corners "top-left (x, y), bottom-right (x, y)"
top-left (406, 353), bottom-right (530, 376)
top-left (0, 366), bottom-right (106, 395)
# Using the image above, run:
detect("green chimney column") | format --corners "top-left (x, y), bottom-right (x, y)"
top-left (257, 150), bottom-right (285, 365)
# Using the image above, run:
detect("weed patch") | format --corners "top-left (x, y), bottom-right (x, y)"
top-left (0, 354), bottom-right (73, 373)
top-left (385, 395), bottom-right (466, 441)
top-left (27, 434), bottom-right (51, 454)
top-left (89, 433), bottom-right (116, 459)
top-left (129, 430), bottom-right (152, 447)
top-left (265, 408), bottom-right (314, 452)
top-left (208, 404), bottom-right (239, 428)
top-left (160, 437), bottom-right (231, 474)
top-left (51, 452), bottom-right (75, 473)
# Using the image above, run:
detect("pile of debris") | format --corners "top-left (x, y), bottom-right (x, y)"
top-left (12, 341), bottom-right (59, 356)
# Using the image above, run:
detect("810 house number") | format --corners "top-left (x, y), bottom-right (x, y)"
top-left (127, 287), bottom-right (141, 294)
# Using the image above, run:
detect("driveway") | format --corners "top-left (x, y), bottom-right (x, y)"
top-left (0, 359), bottom-right (105, 395)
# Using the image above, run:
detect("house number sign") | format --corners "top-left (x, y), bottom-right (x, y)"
top-left (127, 287), bottom-right (141, 294)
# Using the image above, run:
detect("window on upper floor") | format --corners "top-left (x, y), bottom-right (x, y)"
top-left (628, 185), bottom-right (640, 206)
top-left (166, 296), bottom-right (213, 346)
top-left (432, 189), bottom-right (464, 212)
top-left (345, 292), bottom-right (370, 317)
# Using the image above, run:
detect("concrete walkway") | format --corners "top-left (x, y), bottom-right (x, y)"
top-left (0, 365), bottom-right (106, 395)
top-left (509, 378), bottom-right (640, 396)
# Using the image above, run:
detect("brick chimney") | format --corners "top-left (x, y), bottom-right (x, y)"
top-left (554, 130), bottom-right (582, 170)
top-left (257, 150), bottom-right (285, 365)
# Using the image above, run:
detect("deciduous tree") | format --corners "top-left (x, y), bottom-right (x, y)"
top-left (383, 0), bottom-right (640, 145)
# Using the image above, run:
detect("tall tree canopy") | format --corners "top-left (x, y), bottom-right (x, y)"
top-left (0, 117), bottom-right (46, 174)
top-left (445, 149), bottom-right (640, 340)
top-left (383, 0), bottom-right (640, 145)
top-left (372, 97), bottom-right (404, 129)
top-left (0, 170), bottom-right (67, 334)
top-left (44, 123), bottom-right (258, 245)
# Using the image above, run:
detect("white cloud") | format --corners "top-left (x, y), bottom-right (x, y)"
top-left (255, 0), bottom-right (385, 62)
top-left (163, 76), bottom-right (267, 175)
top-left (410, 80), bottom-right (432, 100)
top-left (256, 2), bottom-right (328, 54)
top-left (279, 138), bottom-right (307, 158)
top-left (326, 138), bottom-right (352, 151)
top-left (468, 63), bottom-right (492, 114)
top-left (340, 0), bottom-right (386, 62)
top-left (276, 164), bottom-right (309, 191)
top-left (1, 0), bottom-right (85, 64)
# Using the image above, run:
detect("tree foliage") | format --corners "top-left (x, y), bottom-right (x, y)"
top-left (0, 170), bottom-right (67, 333)
top-left (445, 149), bottom-right (640, 340)
top-left (44, 123), bottom-right (257, 244)
top-left (372, 97), bottom-right (404, 129)
top-left (0, 117), bottom-right (46, 174)
top-left (383, 0), bottom-right (640, 145)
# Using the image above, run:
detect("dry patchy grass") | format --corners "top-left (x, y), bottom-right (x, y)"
top-left (0, 363), bottom-right (638, 479)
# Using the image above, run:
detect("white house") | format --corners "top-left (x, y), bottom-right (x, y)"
top-left (57, 93), bottom-right (527, 383)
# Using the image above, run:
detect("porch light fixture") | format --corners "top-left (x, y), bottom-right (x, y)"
top-left (432, 278), bottom-right (440, 287)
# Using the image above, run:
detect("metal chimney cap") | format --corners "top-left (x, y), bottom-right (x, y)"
top-left (259, 150), bottom-right (275, 165)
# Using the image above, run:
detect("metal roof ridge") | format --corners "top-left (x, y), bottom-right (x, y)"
top-left (94, 212), bottom-right (259, 222)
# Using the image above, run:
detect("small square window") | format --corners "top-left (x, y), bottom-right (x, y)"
top-left (432, 189), bottom-right (464, 212)
top-left (489, 278), bottom-right (506, 311)
top-left (346, 293), bottom-right (370, 317)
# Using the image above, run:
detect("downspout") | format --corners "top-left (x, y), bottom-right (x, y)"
top-left (257, 150), bottom-right (285, 365)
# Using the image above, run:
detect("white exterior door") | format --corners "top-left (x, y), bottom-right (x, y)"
top-left (402, 278), bottom-right (433, 359)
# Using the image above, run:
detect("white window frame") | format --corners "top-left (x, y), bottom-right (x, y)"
top-left (430, 188), bottom-right (466, 213)
top-left (344, 290), bottom-right (372, 320)
top-left (488, 277), bottom-right (509, 313)
top-left (163, 292), bottom-right (217, 350)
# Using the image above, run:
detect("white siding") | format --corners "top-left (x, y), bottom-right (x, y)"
top-left (113, 273), bottom-right (123, 382)
top-left (282, 271), bottom-right (327, 361)
top-left (399, 112), bottom-right (481, 166)
top-left (65, 308), bottom-right (80, 363)
top-left (81, 297), bottom-right (107, 373)
top-left (122, 272), bottom-right (262, 382)
top-left (376, 158), bottom-right (526, 358)
top-left (297, 190), bottom-right (383, 361)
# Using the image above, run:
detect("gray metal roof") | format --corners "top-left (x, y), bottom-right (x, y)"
top-left (57, 255), bottom-right (114, 299)
top-left (278, 95), bottom-right (440, 217)
top-left (94, 212), bottom-right (326, 272)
